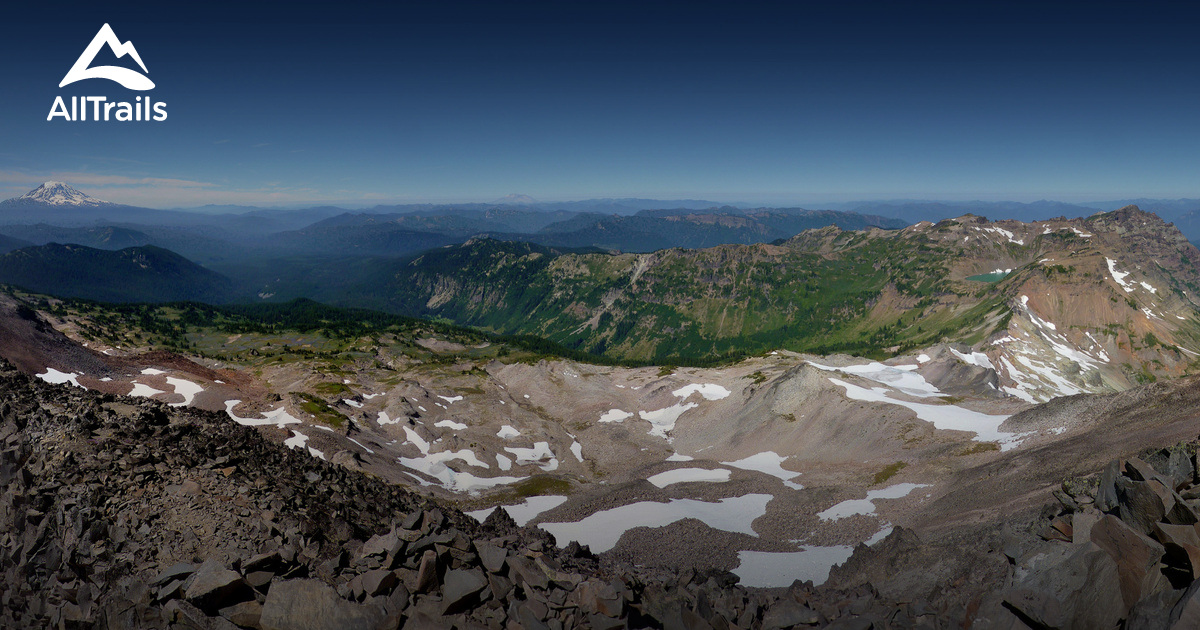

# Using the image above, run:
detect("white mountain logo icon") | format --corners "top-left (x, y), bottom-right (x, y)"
top-left (59, 23), bottom-right (154, 91)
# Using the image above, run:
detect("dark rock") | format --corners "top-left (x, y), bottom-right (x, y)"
top-left (246, 571), bottom-right (275, 590)
top-left (163, 598), bottom-right (240, 629)
top-left (1090, 515), bottom-right (1167, 609)
top-left (588, 613), bottom-right (626, 630)
top-left (1005, 541), bottom-right (1125, 629)
top-left (1096, 460), bottom-right (1122, 513)
top-left (414, 550), bottom-right (438, 594)
top-left (483, 505), bottom-right (518, 533)
top-left (350, 568), bottom-right (398, 599)
top-left (243, 551), bottom-right (283, 574)
top-left (1126, 587), bottom-right (1184, 630)
top-left (184, 559), bottom-right (251, 612)
top-left (401, 510), bottom-right (422, 531)
top-left (157, 578), bottom-right (186, 602)
top-left (1153, 523), bottom-right (1200, 581)
top-left (441, 568), bottom-right (488, 614)
top-left (259, 579), bottom-right (386, 630)
top-left (360, 529), bottom-right (401, 559)
top-left (153, 562), bottom-right (197, 585)
top-left (508, 555), bottom-right (549, 590)
top-left (219, 600), bottom-right (264, 628)
top-left (515, 601), bottom-right (552, 630)
top-left (575, 580), bottom-right (623, 618)
top-left (1169, 578), bottom-right (1200, 629)
top-left (488, 572), bottom-right (514, 602)
top-left (1120, 480), bottom-right (1172, 534)
top-left (1128, 457), bottom-right (1170, 485)
top-left (474, 541), bottom-right (507, 573)
top-left (761, 599), bottom-right (819, 629)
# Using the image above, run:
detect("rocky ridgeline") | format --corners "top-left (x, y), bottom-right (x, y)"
top-left (0, 361), bottom-right (978, 630)
top-left (1003, 442), bottom-right (1200, 629)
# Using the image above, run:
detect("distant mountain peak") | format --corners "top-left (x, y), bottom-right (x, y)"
top-left (9, 182), bottom-right (109, 207)
top-left (494, 193), bottom-right (538, 205)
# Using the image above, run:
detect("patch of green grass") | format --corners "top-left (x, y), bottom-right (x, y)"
top-left (294, 392), bottom-right (347, 429)
top-left (957, 442), bottom-right (999, 456)
top-left (511, 476), bottom-right (572, 498)
top-left (873, 461), bottom-right (908, 485)
top-left (313, 382), bottom-right (352, 396)
top-left (748, 370), bottom-right (767, 385)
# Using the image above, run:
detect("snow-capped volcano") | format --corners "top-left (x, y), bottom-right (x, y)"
top-left (7, 182), bottom-right (110, 207)
top-left (493, 193), bottom-right (539, 205)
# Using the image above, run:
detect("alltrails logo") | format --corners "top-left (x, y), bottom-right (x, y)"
top-left (47, 24), bottom-right (167, 122)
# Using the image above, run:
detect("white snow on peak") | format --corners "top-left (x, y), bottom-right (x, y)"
top-left (15, 182), bottom-right (107, 207)
top-left (982, 226), bottom-right (1024, 245)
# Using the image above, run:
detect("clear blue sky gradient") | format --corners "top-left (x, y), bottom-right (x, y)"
top-left (2, 1), bottom-right (1200, 207)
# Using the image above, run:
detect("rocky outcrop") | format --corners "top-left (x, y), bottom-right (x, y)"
top-left (995, 443), bottom-right (1200, 628)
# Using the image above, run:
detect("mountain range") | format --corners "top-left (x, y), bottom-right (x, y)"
top-left (0, 243), bottom-right (233, 303)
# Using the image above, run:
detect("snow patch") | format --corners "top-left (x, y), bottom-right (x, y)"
top-left (671, 383), bottom-right (731, 401)
top-left (540, 494), bottom-right (772, 553)
top-left (721, 452), bottom-right (803, 489)
top-left (733, 525), bottom-right (894, 588)
top-left (284, 430), bottom-right (309, 450)
top-left (225, 400), bottom-right (303, 428)
top-left (809, 361), bottom-right (940, 398)
top-left (647, 467), bottom-right (731, 487)
top-left (599, 409), bottom-right (633, 423)
top-left (950, 348), bottom-right (994, 370)
top-left (128, 382), bottom-right (165, 398)
top-left (1107, 258), bottom-right (1133, 292)
top-left (817, 483), bottom-right (930, 520)
top-left (504, 442), bottom-right (559, 471)
top-left (828, 378), bottom-right (1024, 450)
top-left (37, 368), bottom-right (83, 388)
top-left (165, 377), bottom-right (202, 407)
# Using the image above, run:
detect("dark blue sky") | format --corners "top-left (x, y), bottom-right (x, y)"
top-left (3, 1), bottom-right (1200, 207)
